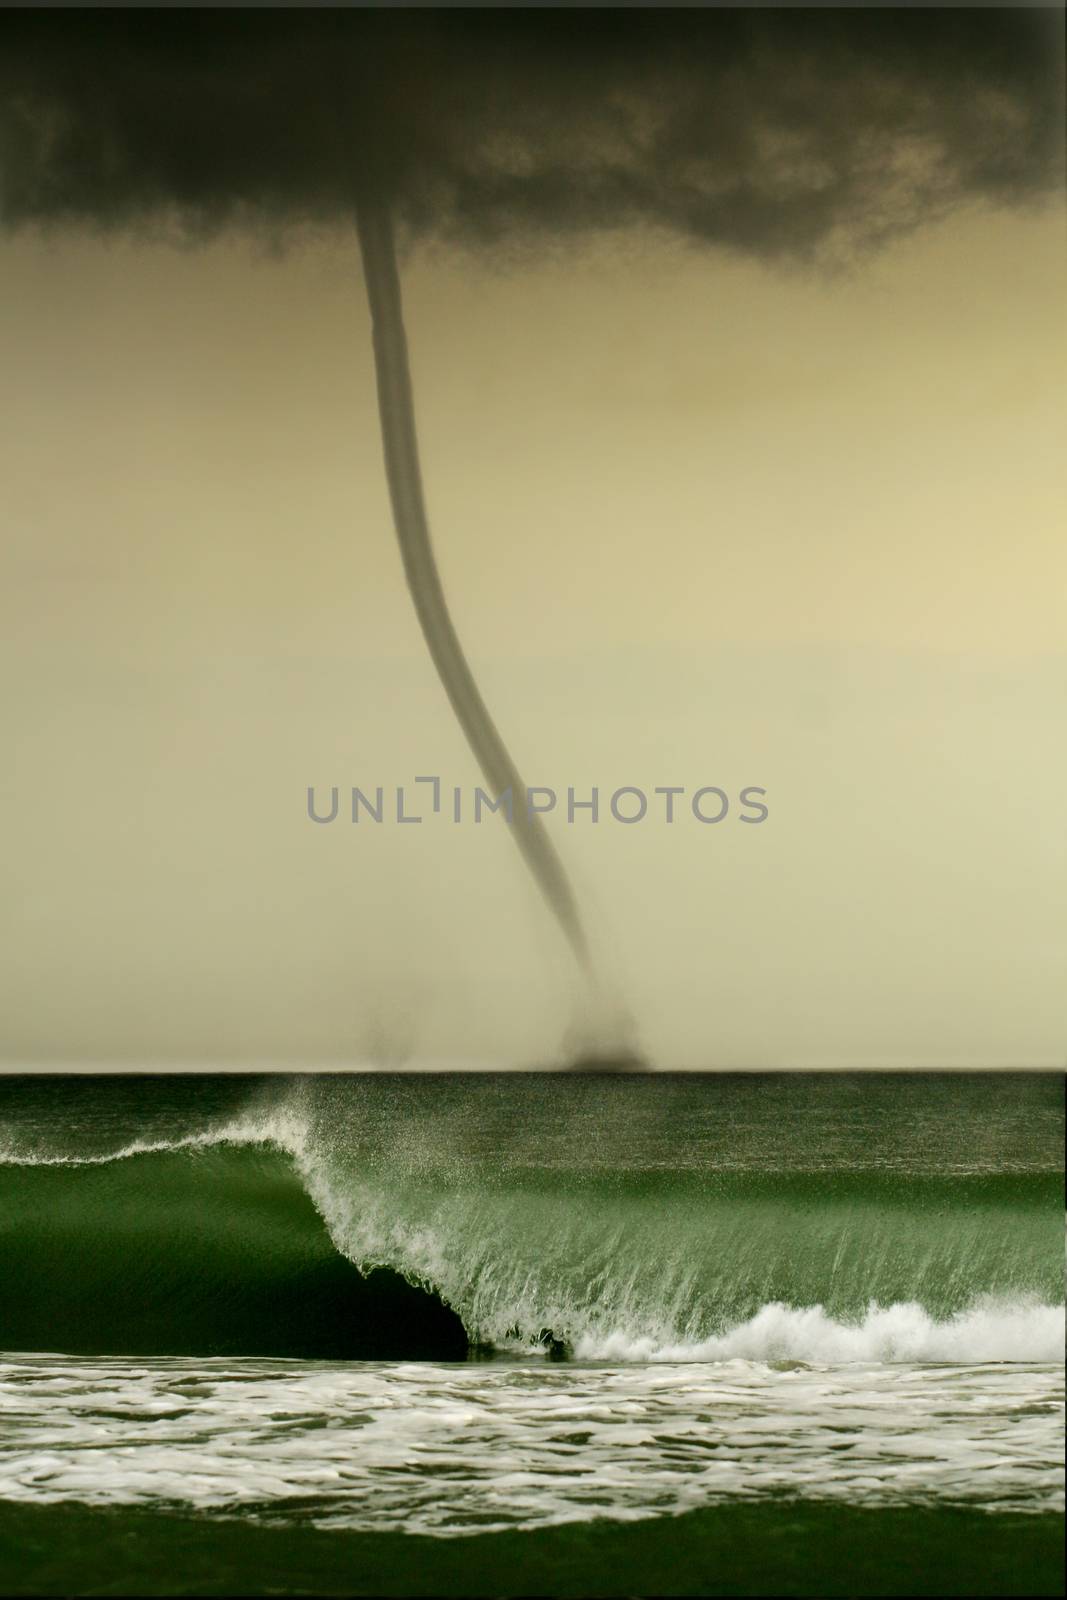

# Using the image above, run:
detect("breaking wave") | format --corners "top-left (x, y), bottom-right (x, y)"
top-left (1, 1106), bottom-right (1061, 1363)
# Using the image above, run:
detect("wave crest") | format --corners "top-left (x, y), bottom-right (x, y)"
top-left (1, 1110), bottom-right (1062, 1366)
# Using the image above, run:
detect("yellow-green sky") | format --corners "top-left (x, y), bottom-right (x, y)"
top-left (1, 202), bottom-right (1063, 1067)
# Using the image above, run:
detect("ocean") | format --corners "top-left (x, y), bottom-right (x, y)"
top-left (0, 1070), bottom-right (1062, 1596)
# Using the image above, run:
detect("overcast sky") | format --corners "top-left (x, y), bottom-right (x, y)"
top-left (1, 10), bottom-right (1063, 1067)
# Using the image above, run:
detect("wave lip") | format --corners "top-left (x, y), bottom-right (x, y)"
top-left (0, 1108), bottom-right (312, 1168)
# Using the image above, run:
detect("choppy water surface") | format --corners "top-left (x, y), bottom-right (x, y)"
top-left (1, 1355), bottom-right (1061, 1534)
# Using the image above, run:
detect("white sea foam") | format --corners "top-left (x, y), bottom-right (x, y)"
top-left (0, 1352), bottom-right (1061, 1534)
top-left (574, 1298), bottom-right (1067, 1365)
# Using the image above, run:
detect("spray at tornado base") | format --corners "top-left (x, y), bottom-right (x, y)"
top-left (0, 9), bottom-right (1060, 1062)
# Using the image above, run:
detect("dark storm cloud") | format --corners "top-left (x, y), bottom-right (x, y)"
top-left (0, 8), bottom-right (1062, 258)
top-left (0, 6), bottom-right (1059, 1027)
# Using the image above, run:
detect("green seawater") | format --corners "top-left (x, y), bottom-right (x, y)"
top-left (0, 1071), bottom-right (1062, 1596)
top-left (2, 1501), bottom-right (1063, 1598)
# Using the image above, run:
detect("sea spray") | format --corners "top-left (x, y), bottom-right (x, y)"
top-left (2, 1073), bottom-right (1061, 1362)
top-left (4, 1107), bottom-right (1061, 1361)
top-left (294, 1153), bottom-right (1063, 1358)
